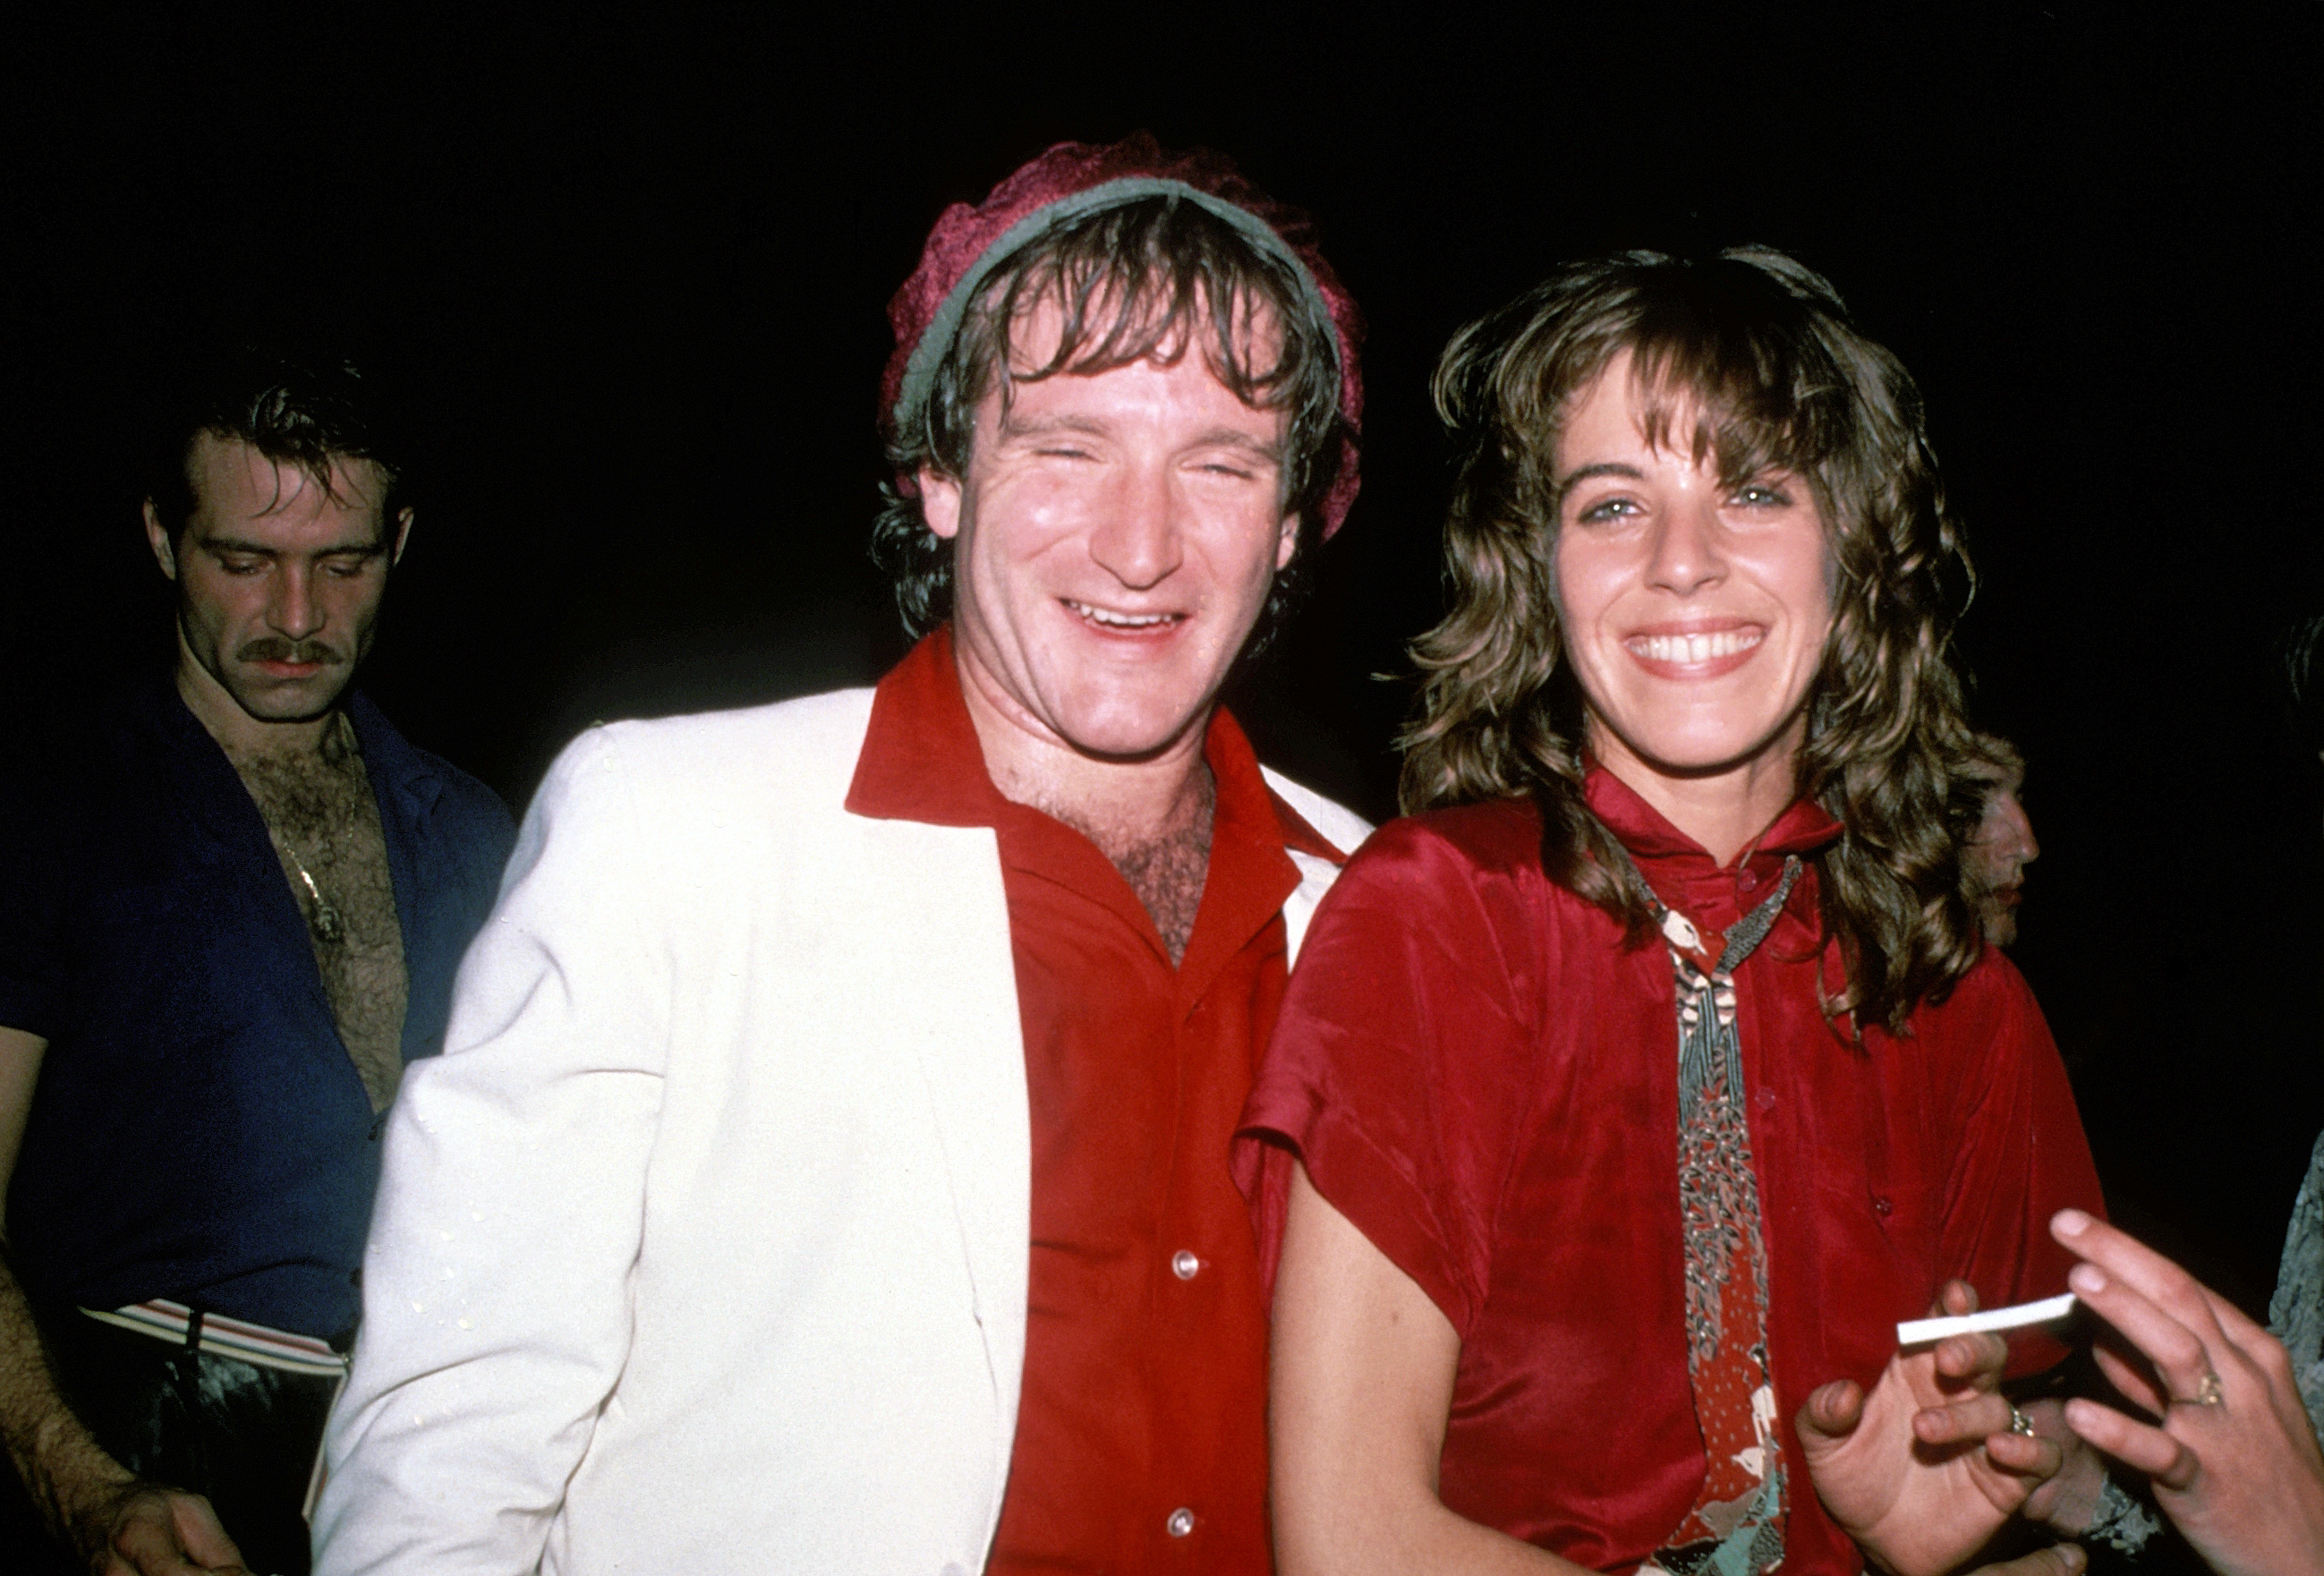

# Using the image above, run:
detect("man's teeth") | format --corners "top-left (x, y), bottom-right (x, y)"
top-left (1629, 629), bottom-right (1763, 663)
top-left (1068, 601), bottom-right (1176, 628)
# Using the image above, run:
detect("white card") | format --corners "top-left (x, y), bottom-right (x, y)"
top-left (1896, 1292), bottom-right (2077, 1344)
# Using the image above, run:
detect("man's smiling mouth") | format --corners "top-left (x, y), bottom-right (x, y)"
top-left (1065, 600), bottom-right (1181, 630)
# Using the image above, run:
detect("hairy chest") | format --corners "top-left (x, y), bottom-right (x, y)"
top-left (231, 740), bottom-right (409, 1110)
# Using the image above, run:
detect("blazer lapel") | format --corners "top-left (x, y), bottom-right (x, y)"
top-left (856, 815), bottom-right (1031, 1477)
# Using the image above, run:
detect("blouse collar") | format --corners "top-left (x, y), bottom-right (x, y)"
top-left (1581, 762), bottom-right (1843, 879)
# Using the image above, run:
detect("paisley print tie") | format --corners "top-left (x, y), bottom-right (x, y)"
top-left (1633, 856), bottom-right (1802, 1576)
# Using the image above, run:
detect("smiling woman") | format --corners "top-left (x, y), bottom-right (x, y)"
top-left (1402, 248), bottom-right (1989, 1033)
top-left (1238, 250), bottom-right (2105, 1576)
top-left (1547, 345), bottom-right (1835, 861)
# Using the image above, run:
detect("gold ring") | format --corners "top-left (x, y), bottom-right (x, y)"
top-left (2007, 1405), bottom-right (2036, 1436)
top-left (2183, 1370), bottom-right (2226, 1408)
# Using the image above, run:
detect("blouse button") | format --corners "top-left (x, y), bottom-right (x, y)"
top-left (1873, 1195), bottom-right (1894, 1217)
top-left (1166, 1507), bottom-right (1196, 1538)
top-left (1171, 1250), bottom-right (1201, 1281)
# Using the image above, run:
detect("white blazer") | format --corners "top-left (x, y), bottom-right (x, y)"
top-left (313, 688), bottom-right (1366, 1575)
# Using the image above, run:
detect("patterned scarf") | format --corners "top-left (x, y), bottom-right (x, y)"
top-left (1626, 853), bottom-right (1803, 1576)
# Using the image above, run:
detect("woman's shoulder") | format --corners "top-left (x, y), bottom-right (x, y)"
top-left (1885, 940), bottom-right (2049, 1064)
top-left (1345, 797), bottom-right (1547, 880)
top-left (1304, 797), bottom-right (1593, 966)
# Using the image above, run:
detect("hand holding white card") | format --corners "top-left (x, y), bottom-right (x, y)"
top-left (1895, 1292), bottom-right (2077, 1345)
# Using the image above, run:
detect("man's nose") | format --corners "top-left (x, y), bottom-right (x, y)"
top-left (268, 563), bottom-right (326, 640)
top-left (2006, 799), bottom-right (2039, 865)
top-left (1087, 462), bottom-right (1183, 590)
top-left (1646, 494), bottom-right (1727, 597)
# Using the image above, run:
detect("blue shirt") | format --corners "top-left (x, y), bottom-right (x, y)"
top-left (0, 679), bottom-right (515, 1339)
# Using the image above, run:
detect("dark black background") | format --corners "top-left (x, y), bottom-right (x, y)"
top-left (3, 6), bottom-right (2319, 1316)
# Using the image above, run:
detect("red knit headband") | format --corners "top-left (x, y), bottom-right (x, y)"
top-left (881, 133), bottom-right (1364, 538)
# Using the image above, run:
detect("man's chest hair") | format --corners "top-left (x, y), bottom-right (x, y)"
top-left (226, 720), bottom-right (409, 1104)
top-left (1054, 773), bottom-right (1217, 967)
top-left (231, 737), bottom-right (400, 940)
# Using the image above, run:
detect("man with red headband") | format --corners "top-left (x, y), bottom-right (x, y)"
top-left (314, 135), bottom-right (1368, 1575)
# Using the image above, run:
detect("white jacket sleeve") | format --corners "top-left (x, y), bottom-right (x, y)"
top-left (314, 727), bottom-right (668, 1574)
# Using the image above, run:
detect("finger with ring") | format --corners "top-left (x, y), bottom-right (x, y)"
top-left (2174, 1368), bottom-right (2225, 1408)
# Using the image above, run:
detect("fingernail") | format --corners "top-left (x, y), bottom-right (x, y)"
top-left (2055, 1208), bottom-right (2090, 1235)
top-left (2070, 1264), bottom-right (2107, 1295)
top-left (2059, 1544), bottom-right (2086, 1572)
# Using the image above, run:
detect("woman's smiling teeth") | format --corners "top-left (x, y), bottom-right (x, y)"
top-left (1067, 600), bottom-right (1179, 629)
top-left (1626, 627), bottom-right (1764, 663)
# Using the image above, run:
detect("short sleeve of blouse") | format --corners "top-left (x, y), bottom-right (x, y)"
top-left (1912, 949), bottom-right (2105, 1373)
top-left (1236, 803), bottom-right (1554, 1337)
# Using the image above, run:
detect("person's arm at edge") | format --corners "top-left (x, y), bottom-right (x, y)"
top-left (1271, 1160), bottom-right (1590, 1576)
top-left (0, 1027), bottom-right (248, 1576)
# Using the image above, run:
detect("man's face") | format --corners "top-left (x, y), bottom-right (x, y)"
top-left (146, 432), bottom-right (409, 728)
top-left (1966, 773), bottom-right (2039, 947)
top-left (919, 296), bottom-right (1298, 764)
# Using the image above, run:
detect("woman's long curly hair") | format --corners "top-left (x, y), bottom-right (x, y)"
top-left (1400, 248), bottom-right (1984, 1034)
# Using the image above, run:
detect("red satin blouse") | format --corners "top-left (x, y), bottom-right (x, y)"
top-left (1237, 772), bottom-right (2103, 1574)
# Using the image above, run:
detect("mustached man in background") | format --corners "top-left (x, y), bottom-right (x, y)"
top-left (0, 349), bottom-right (515, 1576)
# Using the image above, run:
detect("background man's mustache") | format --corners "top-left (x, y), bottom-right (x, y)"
top-left (236, 639), bottom-right (344, 666)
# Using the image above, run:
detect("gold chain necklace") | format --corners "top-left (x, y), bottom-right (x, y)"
top-left (281, 839), bottom-right (346, 944)
top-left (260, 713), bottom-right (356, 947)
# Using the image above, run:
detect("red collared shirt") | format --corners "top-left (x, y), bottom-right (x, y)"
top-left (847, 629), bottom-right (1346, 1574)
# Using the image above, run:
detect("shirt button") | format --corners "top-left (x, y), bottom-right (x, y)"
top-left (1171, 1250), bottom-right (1201, 1280)
top-left (1166, 1506), bottom-right (1196, 1538)
top-left (1873, 1195), bottom-right (1894, 1217)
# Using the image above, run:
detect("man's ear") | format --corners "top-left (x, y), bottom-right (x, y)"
top-left (390, 507), bottom-right (414, 566)
top-left (1273, 508), bottom-right (1301, 572)
top-left (142, 500), bottom-right (178, 580)
top-left (918, 469), bottom-right (964, 541)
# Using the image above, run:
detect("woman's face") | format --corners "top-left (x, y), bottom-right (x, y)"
top-left (1553, 351), bottom-right (1835, 793)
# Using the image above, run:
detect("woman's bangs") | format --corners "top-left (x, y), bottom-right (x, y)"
top-left (1623, 328), bottom-right (1823, 490)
